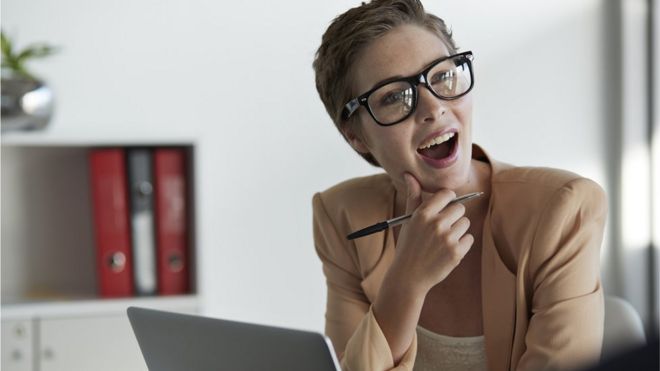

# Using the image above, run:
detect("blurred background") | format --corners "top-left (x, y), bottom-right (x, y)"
top-left (1, 0), bottom-right (658, 370)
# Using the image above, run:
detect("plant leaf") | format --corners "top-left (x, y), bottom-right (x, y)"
top-left (1, 30), bottom-right (13, 61)
top-left (17, 44), bottom-right (58, 63)
top-left (0, 32), bottom-right (56, 80)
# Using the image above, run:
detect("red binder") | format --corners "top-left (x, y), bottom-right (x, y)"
top-left (153, 148), bottom-right (190, 295)
top-left (89, 148), bottom-right (134, 297)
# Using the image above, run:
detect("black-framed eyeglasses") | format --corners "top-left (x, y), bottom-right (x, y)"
top-left (341, 51), bottom-right (474, 126)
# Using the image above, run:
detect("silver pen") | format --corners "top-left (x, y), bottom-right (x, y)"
top-left (346, 192), bottom-right (484, 240)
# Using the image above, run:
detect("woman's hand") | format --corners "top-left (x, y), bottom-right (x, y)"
top-left (371, 172), bottom-right (474, 364)
top-left (391, 172), bottom-right (475, 295)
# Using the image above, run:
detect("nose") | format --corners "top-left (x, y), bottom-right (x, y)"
top-left (415, 85), bottom-right (447, 124)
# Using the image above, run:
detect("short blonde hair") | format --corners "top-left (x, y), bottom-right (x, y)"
top-left (313, 0), bottom-right (458, 167)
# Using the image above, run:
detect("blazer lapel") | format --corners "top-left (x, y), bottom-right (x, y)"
top-left (359, 231), bottom-right (395, 303)
top-left (358, 185), bottom-right (397, 303)
top-left (482, 215), bottom-right (516, 371)
top-left (478, 143), bottom-right (517, 371)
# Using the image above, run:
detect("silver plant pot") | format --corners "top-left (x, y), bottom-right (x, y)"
top-left (1, 74), bottom-right (54, 132)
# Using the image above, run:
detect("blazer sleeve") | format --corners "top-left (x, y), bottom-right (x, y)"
top-left (517, 178), bottom-right (608, 371)
top-left (312, 192), bottom-right (417, 371)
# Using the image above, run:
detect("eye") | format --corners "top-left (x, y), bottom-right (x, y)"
top-left (368, 81), bottom-right (413, 113)
top-left (430, 69), bottom-right (455, 84)
top-left (380, 89), bottom-right (407, 106)
top-left (430, 68), bottom-right (459, 95)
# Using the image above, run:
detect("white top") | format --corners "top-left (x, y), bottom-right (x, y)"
top-left (414, 326), bottom-right (488, 371)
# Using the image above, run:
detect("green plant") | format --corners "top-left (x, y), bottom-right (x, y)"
top-left (1, 30), bottom-right (58, 80)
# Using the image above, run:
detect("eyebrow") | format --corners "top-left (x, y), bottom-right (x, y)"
top-left (367, 54), bottom-right (452, 91)
top-left (369, 74), bottom-right (406, 90)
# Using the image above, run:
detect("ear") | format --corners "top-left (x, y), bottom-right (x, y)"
top-left (342, 124), bottom-right (370, 154)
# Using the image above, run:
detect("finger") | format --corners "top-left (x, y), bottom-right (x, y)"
top-left (418, 189), bottom-right (458, 219)
top-left (433, 212), bottom-right (468, 248)
top-left (434, 202), bottom-right (466, 229)
top-left (404, 172), bottom-right (422, 215)
top-left (449, 217), bottom-right (471, 242)
top-left (456, 233), bottom-right (475, 258)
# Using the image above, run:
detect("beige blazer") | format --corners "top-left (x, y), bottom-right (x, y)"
top-left (312, 144), bottom-right (607, 371)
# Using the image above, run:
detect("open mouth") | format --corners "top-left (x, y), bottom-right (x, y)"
top-left (416, 131), bottom-right (459, 160)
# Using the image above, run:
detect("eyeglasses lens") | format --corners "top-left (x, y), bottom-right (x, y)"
top-left (367, 81), bottom-right (415, 125)
top-left (367, 55), bottom-right (472, 125)
top-left (429, 56), bottom-right (473, 98)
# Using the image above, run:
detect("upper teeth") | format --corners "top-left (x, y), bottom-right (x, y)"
top-left (418, 132), bottom-right (455, 150)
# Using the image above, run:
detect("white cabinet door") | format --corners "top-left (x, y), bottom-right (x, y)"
top-left (39, 314), bottom-right (147, 371)
top-left (1, 319), bottom-right (33, 371)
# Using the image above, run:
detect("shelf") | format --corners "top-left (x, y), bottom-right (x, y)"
top-left (1, 128), bottom-right (198, 147)
top-left (1, 131), bottom-right (201, 371)
top-left (1, 144), bottom-right (200, 321)
top-left (1, 295), bottom-right (199, 320)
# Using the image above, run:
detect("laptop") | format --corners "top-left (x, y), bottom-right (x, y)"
top-left (127, 306), bottom-right (340, 371)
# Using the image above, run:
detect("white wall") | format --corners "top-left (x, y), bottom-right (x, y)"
top-left (2, 0), bottom-right (610, 332)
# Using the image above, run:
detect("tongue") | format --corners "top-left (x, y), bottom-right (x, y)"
top-left (419, 141), bottom-right (451, 159)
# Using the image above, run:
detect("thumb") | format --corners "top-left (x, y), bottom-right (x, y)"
top-left (404, 173), bottom-right (422, 214)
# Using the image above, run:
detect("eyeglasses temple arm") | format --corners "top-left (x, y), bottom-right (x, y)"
top-left (342, 98), bottom-right (360, 120)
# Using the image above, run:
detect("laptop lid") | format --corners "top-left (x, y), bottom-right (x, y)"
top-left (127, 306), bottom-right (340, 371)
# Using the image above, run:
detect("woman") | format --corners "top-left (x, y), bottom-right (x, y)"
top-left (311, 1), bottom-right (607, 370)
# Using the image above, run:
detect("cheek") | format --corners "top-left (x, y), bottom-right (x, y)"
top-left (363, 126), bottom-right (411, 163)
top-left (351, 116), bottom-right (375, 149)
top-left (451, 96), bottom-right (473, 134)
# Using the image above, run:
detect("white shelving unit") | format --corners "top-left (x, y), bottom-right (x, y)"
top-left (0, 128), bottom-right (199, 147)
top-left (1, 129), bottom-right (201, 371)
